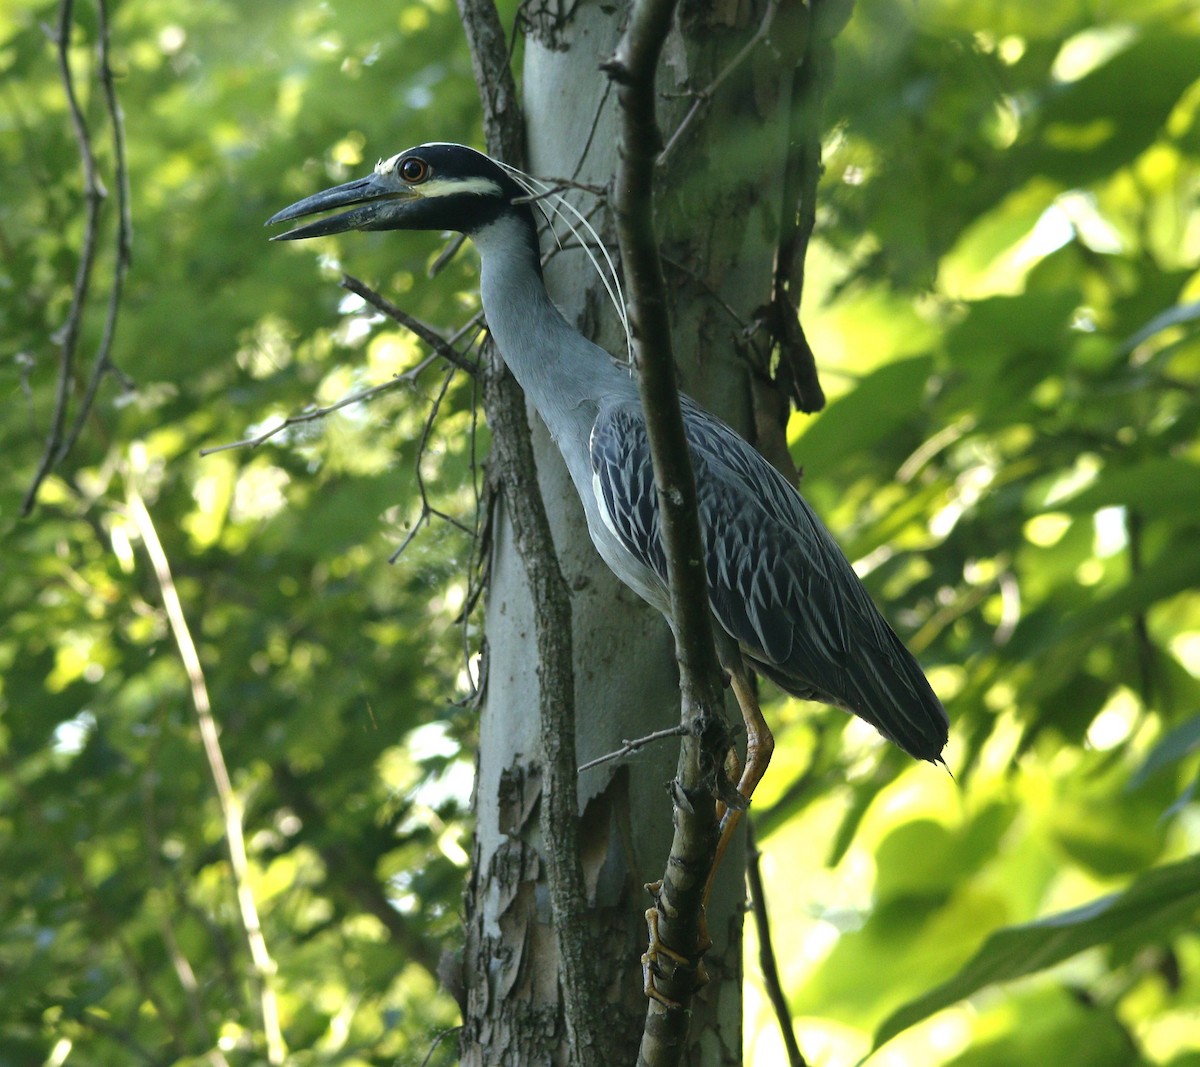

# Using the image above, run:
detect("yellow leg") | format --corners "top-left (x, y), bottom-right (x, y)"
top-left (641, 655), bottom-right (774, 1006)
top-left (703, 656), bottom-right (775, 908)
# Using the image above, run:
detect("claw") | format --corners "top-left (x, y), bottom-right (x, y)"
top-left (642, 905), bottom-right (689, 1009)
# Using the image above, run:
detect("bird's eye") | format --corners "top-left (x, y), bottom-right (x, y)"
top-left (399, 157), bottom-right (430, 183)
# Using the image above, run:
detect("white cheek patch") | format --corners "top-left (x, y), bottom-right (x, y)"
top-left (420, 177), bottom-right (503, 199)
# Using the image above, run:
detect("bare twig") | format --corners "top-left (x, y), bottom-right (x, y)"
top-left (126, 473), bottom-right (287, 1065)
top-left (514, 177), bottom-right (609, 204)
top-left (570, 78), bottom-right (614, 182)
top-left (23, 0), bottom-right (107, 515)
top-left (429, 232), bottom-right (468, 276)
top-left (200, 282), bottom-right (482, 456)
top-left (57, 0), bottom-right (135, 463)
top-left (341, 273), bottom-right (483, 375)
top-left (578, 723), bottom-right (691, 773)
top-left (199, 371), bottom-right (433, 456)
top-left (419, 1026), bottom-right (463, 1067)
top-left (658, 0), bottom-right (781, 166)
top-left (388, 362), bottom-right (475, 564)
top-left (660, 252), bottom-right (749, 331)
top-left (747, 824), bottom-right (807, 1067)
top-left (605, 0), bottom-right (729, 1058)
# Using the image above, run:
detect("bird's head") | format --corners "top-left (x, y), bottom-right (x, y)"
top-left (266, 142), bottom-right (530, 241)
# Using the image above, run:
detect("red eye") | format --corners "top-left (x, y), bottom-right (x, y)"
top-left (399, 157), bottom-right (429, 183)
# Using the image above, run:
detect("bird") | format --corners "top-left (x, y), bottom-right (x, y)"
top-left (267, 140), bottom-right (948, 922)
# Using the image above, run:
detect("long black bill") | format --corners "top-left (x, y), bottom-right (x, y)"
top-left (266, 174), bottom-right (411, 240)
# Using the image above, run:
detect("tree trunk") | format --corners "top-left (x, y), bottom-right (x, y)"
top-left (461, 1), bottom-right (808, 1062)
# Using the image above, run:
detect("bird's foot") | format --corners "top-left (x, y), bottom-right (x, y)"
top-left (641, 883), bottom-right (709, 1009)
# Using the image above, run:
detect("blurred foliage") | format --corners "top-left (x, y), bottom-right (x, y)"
top-left (2, 0), bottom-right (485, 1062)
top-left (1, 0), bottom-right (1198, 1065)
top-left (746, 0), bottom-right (1200, 1063)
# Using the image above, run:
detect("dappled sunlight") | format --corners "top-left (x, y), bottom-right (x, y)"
top-left (758, 8), bottom-right (1200, 1051)
top-left (3, 0), bottom-right (1199, 1061)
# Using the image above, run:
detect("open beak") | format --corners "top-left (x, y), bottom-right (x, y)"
top-left (266, 172), bottom-right (417, 240)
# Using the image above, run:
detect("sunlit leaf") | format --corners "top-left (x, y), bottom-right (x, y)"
top-left (873, 853), bottom-right (1200, 1050)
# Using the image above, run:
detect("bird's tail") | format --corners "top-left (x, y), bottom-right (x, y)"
top-left (751, 625), bottom-right (949, 764)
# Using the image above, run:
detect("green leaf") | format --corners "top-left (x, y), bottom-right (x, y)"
top-left (1118, 300), bottom-right (1200, 355)
top-left (1129, 715), bottom-right (1200, 789)
top-left (1036, 30), bottom-right (1200, 186)
top-left (873, 853), bottom-right (1200, 1050)
top-left (793, 355), bottom-right (932, 471)
top-left (935, 985), bottom-right (1135, 1067)
top-left (1055, 458), bottom-right (1200, 519)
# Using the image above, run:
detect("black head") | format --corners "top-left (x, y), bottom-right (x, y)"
top-left (266, 143), bottom-right (534, 241)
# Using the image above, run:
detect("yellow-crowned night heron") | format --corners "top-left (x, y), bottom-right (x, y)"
top-left (268, 142), bottom-right (948, 880)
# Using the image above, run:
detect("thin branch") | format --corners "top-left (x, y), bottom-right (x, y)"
top-left (570, 78), bottom-right (615, 182)
top-left (57, 0), bottom-right (135, 463)
top-left (747, 824), bottom-right (807, 1067)
top-left (199, 371), bottom-right (433, 455)
top-left (126, 475), bottom-right (287, 1066)
top-left (515, 177), bottom-right (609, 204)
top-left (605, 0), bottom-right (728, 1059)
top-left (429, 232), bottom-right (469, 276)
top-left (200, 284), bottom-right (481, 456)
top-left (605, 1), bottom-right (726, 692)
top-left (457, 3), bottom-right (609, 1066)
top-left (419, 1026), bottom-right (463, 1067)
top-left (337, 285), bottom-right (488, 683)
top-left (657, 0), bottom-right (781, 166)
top-left (578, 723), bottom-right (691, 772)
top-left (388, 362), bottom-right (473, 564)
top-left (341, 273), bottom-right (483, 375)
top-left (660, 251), bottom-right (751, 331)
top-left (23, 0), bottom-right (107, 515)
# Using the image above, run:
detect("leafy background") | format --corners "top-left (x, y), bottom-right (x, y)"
top-left (1, 0), bottom-right (1198, 1064)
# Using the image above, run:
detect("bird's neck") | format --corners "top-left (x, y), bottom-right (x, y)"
top-left (473, 213), bottom-right (626, 479)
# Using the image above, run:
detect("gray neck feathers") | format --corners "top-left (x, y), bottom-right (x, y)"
top-left (473, 214), bottom-right (633, 495)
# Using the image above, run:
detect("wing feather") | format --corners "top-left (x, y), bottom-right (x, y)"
top-left (589, 396), bottom-right (948, 762)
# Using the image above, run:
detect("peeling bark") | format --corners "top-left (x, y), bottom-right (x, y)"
top-left (459, 1), bottom-right (824, 1062)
